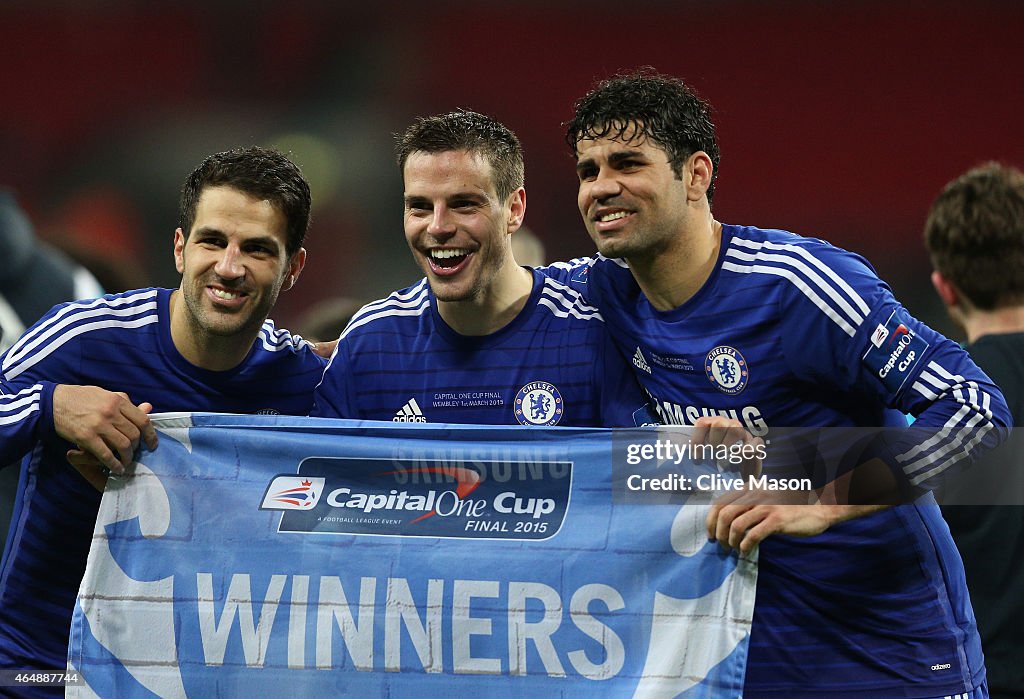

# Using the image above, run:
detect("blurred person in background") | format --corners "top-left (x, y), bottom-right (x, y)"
top-left (0, 190), bottom-right (105, 354)
top-left (925, 162), bottom-right (1024, 699)
top-left (0, 189), bottom-right (106, 577)
top-left (510, 224), bottom-right (546, 267)
top-left (0, 146), bottom-right (327, 690)
top-left (294, 295), bottom-right (366, 343)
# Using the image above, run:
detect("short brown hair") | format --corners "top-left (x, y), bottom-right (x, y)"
top-left (924, 162), bottom-right (1024, 310)
top-left (180, 146), bottom-right (311, 256)
top-left (395, 110), bottom-right (524, 201)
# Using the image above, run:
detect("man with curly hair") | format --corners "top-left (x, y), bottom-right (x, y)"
top-left (545, 69), bottom-right (1009, 698)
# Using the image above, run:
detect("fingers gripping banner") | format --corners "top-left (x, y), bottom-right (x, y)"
top-left (68, 414), bottom-right (756, 698)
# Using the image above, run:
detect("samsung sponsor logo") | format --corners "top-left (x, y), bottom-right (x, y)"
top-left (650, 397), bottom-right (769, 437)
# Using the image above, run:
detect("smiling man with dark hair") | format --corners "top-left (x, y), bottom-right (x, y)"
top-left (314, 110), bottom-right (651, 429)
top-left (0, 146), bottom-right (327, 690)
top-left (545, 69), bottom-right (1010, 698)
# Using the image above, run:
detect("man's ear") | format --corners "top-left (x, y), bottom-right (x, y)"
top-left (507, 188), bottom-right (526, 234)
top-left (686, 152), bottom-right (714, 202)
top-left (173, 229), bottom-right (186, 274)
top-left (284, 248), bottom-right (307, 290)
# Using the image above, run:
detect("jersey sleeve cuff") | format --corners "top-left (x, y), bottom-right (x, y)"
top-left (38, 380), bottom-right (57, 439)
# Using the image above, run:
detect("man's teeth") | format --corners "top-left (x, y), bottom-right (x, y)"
top-left (599, 211), bottom-right (630, 223)
top-left (212, 288), bottom-right (240, 300)
top-left (431, 249), bottom-right (468, 259)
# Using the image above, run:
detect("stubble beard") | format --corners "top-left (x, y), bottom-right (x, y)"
top-left (429, 274), bottom-right (483, 305)
top-left (592, 227), bottom-right (642, 261)
top-left (181, 279), bottom-right (269, 341)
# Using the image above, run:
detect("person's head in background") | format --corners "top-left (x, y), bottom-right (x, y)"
top-left (925, 162), bottom-right (1024, 343)
top-left (0, 189), bottom-right (105, 353)
top-left (294, 296), bottom-right (366, 343)
top-left (511, 225), bottom-right (546, 267)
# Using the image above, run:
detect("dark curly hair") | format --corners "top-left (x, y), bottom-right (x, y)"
top-left (565, 68), bottom-right (720, 205)
top-left (925, 162), bottom-right (1024, 310)
top-left (179, 146), bottom-right (312, 256)
top-left (395, 110), bottom-right (525, 201)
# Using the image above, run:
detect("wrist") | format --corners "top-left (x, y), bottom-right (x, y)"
top-left (824, 504), bottom-right (890, 526)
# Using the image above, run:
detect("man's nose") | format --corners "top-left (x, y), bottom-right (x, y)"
top-left (214, 245), bottom-right (245, 279)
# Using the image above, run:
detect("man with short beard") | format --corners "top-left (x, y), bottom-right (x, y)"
top-left (0, 146), bottom-right (327, 691)
top-left (547, 70), bottom-right (1009, 699)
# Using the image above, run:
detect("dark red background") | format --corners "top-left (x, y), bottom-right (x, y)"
top-left (2, 1), bottom-right (1021, 334)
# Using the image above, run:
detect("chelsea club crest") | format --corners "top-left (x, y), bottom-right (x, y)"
top-left (705, 346), bottom-right (749, 395)
top-left (514, 381), bottom-right (564, 426)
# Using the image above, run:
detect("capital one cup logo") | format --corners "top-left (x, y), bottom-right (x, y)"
top-left (262, 457), bottom-right (572, 540)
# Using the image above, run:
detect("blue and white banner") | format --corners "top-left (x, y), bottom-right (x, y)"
top-left (68, 414), bottom-right (756, 697)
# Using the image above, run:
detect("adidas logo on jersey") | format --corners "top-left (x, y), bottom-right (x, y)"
top-left (633, 347), bottom-right (652, 374)
top-left (393, 398), bottom-right (427, 423)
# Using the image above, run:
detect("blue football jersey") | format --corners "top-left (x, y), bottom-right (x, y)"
top-left (312, 269), bottom-right (652, 428)
top-left (0, 287), bottom-right (327, 678)
top-left (543, 224), bottom-right (1010, 697)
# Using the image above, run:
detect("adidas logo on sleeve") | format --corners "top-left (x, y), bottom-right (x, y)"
top-left (393, 397), bottom-right (427, 423)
